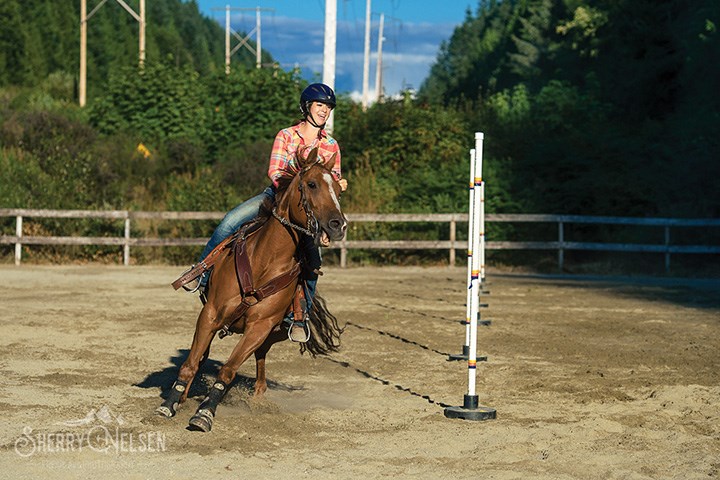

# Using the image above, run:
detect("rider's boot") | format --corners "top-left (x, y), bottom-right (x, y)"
top-left (288, 284), bottom-right (310, 343)
top-left (198, 271), bottom-right (209, 305)
top-left (182, 266), bottom-right (209, 305)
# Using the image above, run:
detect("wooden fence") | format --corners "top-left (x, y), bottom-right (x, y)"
top-left (1, 209), bottom-right (719, 270)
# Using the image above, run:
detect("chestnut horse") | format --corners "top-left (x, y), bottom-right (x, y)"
top-left (157, 147), bottom-right (347, 432)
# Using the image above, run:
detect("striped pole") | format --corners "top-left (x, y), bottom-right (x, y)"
top-left (477, 165), bottom-right (492, 314)
top-left (445, 132), bottom-right (496, 421)
top-left (467, 133), bottom-right (483, 398)
top-left (449, 147), bottom-right (490, 360)
top-left (466, 149), bottom-right (476, 350)
top-left (448, 149), bottom-right (475, 361)
top-left (479, 178), bottom-right (486, 285)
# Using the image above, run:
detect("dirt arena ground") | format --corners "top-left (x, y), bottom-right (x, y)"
top-left (0, 265), bottom-right (718, 479)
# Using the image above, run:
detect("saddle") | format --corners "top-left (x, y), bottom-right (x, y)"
top-left (171, 222), bottom-right (303, 338)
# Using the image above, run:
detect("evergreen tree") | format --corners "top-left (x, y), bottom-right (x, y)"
top-left (0, 0), bottom-right (28, 85)
top-left (0, 0), bottom-right (266, 101)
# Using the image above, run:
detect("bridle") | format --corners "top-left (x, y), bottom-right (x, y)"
top-left (272, 159), bottom-right (330, 238)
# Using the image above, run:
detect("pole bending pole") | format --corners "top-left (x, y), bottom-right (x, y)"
top-left (445, 132), bottom-right (496, 421)
top-left (479, 178), bottom-right (486, 284)
top-left (477, 138), bottom-right (492, 320)
top-left (449, 149), bottom-right (476, 361)
top-left (449, 148), bottom-right (489, 361)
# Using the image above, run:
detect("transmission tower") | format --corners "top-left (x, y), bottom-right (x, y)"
top-left (79, 0), bottom-right (146, 107)
top-left (212, 5), bottom-right (274, 74)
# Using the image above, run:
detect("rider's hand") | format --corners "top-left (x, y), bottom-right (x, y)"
top-left (338, 179), bottom-right (348, 191)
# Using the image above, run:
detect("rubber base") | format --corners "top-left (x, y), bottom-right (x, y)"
top-left (444, 395), bottom-right (496, 421)
top-left (448, 345), bottom-right (488, 362)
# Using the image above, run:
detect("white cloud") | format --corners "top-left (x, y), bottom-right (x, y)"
top-left (227, 14), bottom-right (456, 96)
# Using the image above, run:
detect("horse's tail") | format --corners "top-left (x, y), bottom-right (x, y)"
top-left (300, 293), bottom-right (344, 357)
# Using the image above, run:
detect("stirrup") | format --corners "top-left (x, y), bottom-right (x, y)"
top-left (288, 320), bottom-right (311, 343)
top-left (181, 265), bottom-right (202, 293)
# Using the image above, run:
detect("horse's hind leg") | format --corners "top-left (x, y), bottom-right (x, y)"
top-left (157, 307), bottom-right (219, 418)
top-left (253, 326), bottom-right (286, 399)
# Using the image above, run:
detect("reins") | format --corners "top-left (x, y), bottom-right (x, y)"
top-left (272, 207), bottom-right (313, 236)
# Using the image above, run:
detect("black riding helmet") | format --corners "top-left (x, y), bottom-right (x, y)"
top-left (300, 83), bottom-right (336, 127)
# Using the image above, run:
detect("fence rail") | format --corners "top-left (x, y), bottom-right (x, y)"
top-left (1, 209), bottom-right (719, 270)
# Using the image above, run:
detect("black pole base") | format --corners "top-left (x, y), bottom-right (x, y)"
top-left (444, 395), bottom-right (496, 421)
top-left (448, 345), bottom-right (488, 362)
top-left (448, 345), bottom-right (470, 361)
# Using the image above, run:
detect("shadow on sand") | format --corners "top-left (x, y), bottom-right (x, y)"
top-left (133, 349), bottom-right (304, 399)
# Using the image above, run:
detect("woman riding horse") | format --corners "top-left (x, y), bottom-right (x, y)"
top-left (159, 147), bottom-right (347, 432)
top-left (186, 83), bottom-right (347, 342)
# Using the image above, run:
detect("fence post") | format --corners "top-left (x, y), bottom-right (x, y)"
top-left (449, 218), bottom-right (456, 266)
top-left (123, 213), bottom-right (131, 266)
top-left (340, 230), bottom-right (347, 268)
top-left (558, 220), bottom-right (564, 272)
top-left (664, 225), bottom-right (670, 273)
top-left (15, 215), bottom-right (23, 266)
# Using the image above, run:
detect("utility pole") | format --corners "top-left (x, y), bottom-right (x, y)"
top-left (225, 5), bottom-right (231, 74)
top-left (323, 0), bottom-right (337, 133)
top-left (255, 6), bottom-right (262, 70)
top-left (361, 0), bottom-right (371, 111)
top-left (80, 0), bottom-right (87, 107)
top-left (375, 13), bottom-right (384, 103)
top-left (79, 0), bottom-right (145, 107)
top-left (213, 5), bottom-right (274, 74)
top-left (139, 0), bottom-right (145, 67)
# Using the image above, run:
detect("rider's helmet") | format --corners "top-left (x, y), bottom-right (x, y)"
top-left (300, 83), bottom-right (336, 118)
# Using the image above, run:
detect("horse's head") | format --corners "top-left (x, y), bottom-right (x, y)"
top-left (287, 147), bottom-right (347, 247)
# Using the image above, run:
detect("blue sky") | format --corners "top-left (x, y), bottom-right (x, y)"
top-left (195, 0), bottom-right (475, 99)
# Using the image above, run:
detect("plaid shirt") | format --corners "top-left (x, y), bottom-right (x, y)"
top-left (267, 122), bottom-right (342, 187)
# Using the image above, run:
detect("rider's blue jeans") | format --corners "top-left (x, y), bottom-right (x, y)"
top-left (198, 186), bottom-right (275, 261)
top-left (198, 185), bottom-right (320, 309)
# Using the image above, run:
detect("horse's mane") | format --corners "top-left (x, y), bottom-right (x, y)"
top-left (256, 160), bottom-right (335, 223)
top-left (256, 175), bottom-right (294, 223)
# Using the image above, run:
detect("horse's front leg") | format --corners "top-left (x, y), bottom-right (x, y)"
top-left (188, 312), bottom-right (281, 432)
top-left (156, 306), bottom-right (220, 418)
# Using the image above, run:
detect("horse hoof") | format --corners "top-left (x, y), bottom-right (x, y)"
top-left (155, 405), bottom-right (176, 418)
top-left (188, 409), bottom-right (214, 432)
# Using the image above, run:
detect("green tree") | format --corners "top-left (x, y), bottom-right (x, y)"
top-left (204, 67), bottom-right (302, 157)
top-left (0, 0), bottom-right (28, 85)
top-left (335, 99), bottom-right (470, 213)
top-left (88, 60), bottom-right (209, 142)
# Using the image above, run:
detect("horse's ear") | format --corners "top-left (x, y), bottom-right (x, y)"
top-left (299, 147), bottom-right (319, 168)
top-left (322, 152), bottom-right (337, 170)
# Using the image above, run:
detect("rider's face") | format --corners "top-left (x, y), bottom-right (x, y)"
top-left (308, 101), bottom-right (333, 125)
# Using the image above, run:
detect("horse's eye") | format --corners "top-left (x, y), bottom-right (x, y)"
top-left (307, 181), bottom-right (317, 189)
